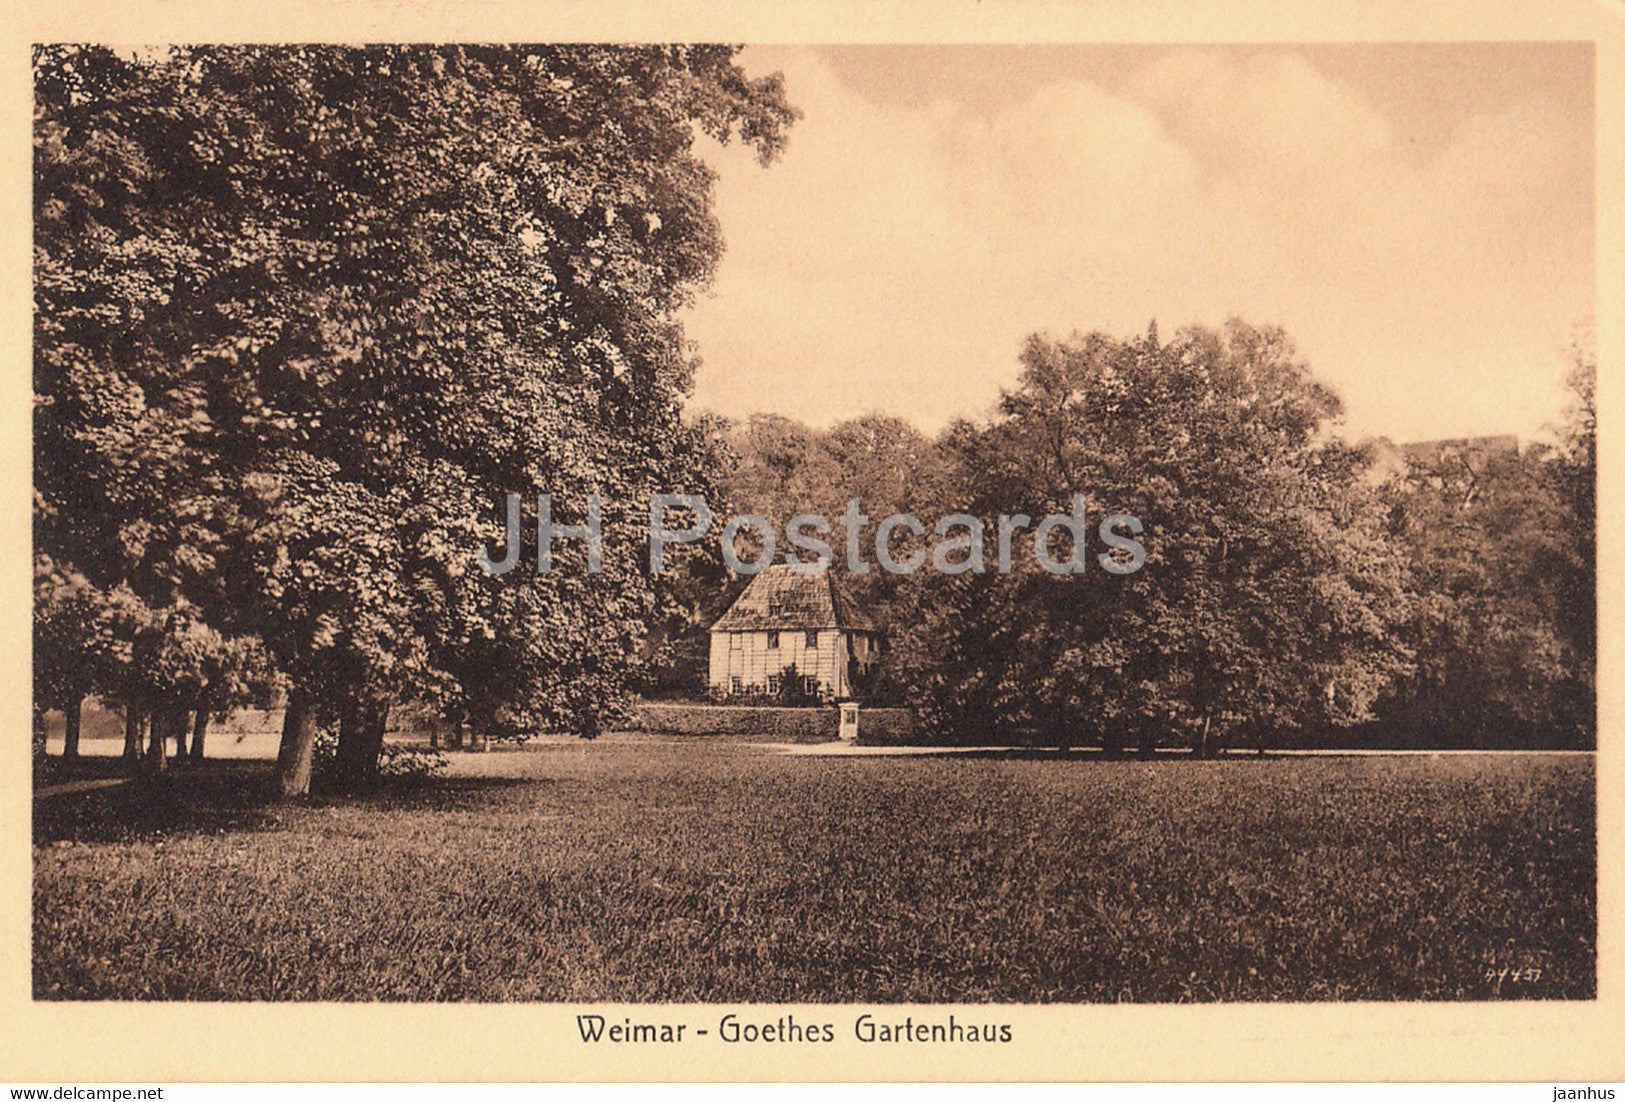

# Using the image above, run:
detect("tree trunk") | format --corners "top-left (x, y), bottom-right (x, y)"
top-left (189, 708), bottom-right (209, 760)
top-left (274, 690), bottom-right (317, 798)
top-left (1190, 710), bottom-right (1213, 759)
top-left (122, 706), bottom-right (146, 764)
top-left (367, 704), bottom-right (389, 772)
top-left (145, 708), bottom-right (176, 773)
top-left (1101, 723), bottom-right (1124, 759)
top-left (1054, 716), bottom-right (1074, 756)
top-left (173, 708), bottom-right (189, 758)
top-left (334, 706), bottom-right (361, 787)
top-left (62, 693), bottom-right (83, 760)
top-left (334, 699), bottom-right (389, 789)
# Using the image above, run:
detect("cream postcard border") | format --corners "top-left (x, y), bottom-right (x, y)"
top-left (2, 0), bottom-right (1620, 1082)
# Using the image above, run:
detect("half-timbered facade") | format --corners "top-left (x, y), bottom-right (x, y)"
top-left (707, 564), bottom-right (880, 700)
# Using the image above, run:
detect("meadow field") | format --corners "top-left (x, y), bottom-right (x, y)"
top-left (32, 737), bottom-right (1595, 1002)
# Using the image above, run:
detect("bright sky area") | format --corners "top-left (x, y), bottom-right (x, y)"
top-left (683, 43), bottom-right (1594, 445)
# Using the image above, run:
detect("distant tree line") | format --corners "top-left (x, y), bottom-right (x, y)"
top-left (693, 322), bottom-right (1595, 753)
top-left (634, 410), bottom-right (951, 700)
top-left (1371, 345), bottom-right (1596, 749)
top-left (32, 44), bottom-right (796, 792)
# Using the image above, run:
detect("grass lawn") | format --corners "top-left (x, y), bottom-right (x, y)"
top-left (33, 738), bottom-right (1595, 1002)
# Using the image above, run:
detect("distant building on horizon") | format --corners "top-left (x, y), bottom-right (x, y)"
top-left (1364, 432), bottom-right (1524, 485)
top-left (1398, 433), bottom-right (1520, 469)
top-left (707, 563), bottom-right (880, 701)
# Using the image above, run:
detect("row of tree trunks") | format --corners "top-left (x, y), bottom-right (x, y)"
top-left (144, 707), bottom-right (188, 773)
top-left (84, 692), bottom-right (426, 792)
top-left (273, 690), bottom-right (395, 798)
top-left (76, 703), bottom-right (206, 768)
top-left (444, 725), bottom-right (490, 752)
top-left (1184, 714), bottom-right (1266, 759)
top-left (50, 700), bottom-right (205, 764)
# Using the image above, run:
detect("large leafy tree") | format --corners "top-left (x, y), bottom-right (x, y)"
top-left (1376, 342), bottom-right (1595, 748)
top-left (34, 45), bottom-right (796, 792)
top-left (32, 558), bottom-right (121, 759)
top-left (720, 412), bottom-right (947, 540)
top-left (34, 46), bottom-right (274, 769)
top-left (897, 321), bottom-right (1412, 754)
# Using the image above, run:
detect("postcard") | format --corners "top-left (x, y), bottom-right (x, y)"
top-left (6, 0), bottom-right (1622, 1084)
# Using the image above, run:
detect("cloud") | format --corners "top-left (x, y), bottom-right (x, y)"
top-left (1132, 50), bottom-right (1395, 179)
top-left (683, 46), bottom-right (1591, 445)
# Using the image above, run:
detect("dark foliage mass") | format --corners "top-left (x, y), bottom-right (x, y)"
top-left (1373, 349), bottom-right (1596, 749)
top-left (893, 322), bottom-right (1412, 752)
top-left (34, 742), bottom-right (1594, 1002)
top-left (702, 324), bottom-right (1595, 753)
top-left (33, 44), bottom-right (796, 791)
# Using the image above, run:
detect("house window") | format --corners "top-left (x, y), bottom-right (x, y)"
top-left (804, 630), bottom-right (818, 649)
top-left (767, 631), bottom-right (780, 649)
top-left (766, 674), bottom-right (781, 694)
top-left (730, 676), bottom-right (743, 695)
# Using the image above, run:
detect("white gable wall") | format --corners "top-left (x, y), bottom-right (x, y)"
top-left (708, 629), bottom-right (847, 697)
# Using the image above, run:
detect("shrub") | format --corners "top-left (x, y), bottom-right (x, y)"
top-left (628, 702), bottom-right (838, 741)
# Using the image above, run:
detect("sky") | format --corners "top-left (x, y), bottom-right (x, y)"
top-left (682, 44), bottom-right (1594, 445)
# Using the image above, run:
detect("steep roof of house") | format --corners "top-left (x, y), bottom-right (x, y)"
top-left (709, 563), bottom-right (877, 633)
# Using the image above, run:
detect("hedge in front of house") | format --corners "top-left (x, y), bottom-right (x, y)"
top-left (850, 708), bottom-right (918, 746)
top-left (628, 702), bottom-right (840, 742)
top-left (627, 702), bottom-right (923, 744)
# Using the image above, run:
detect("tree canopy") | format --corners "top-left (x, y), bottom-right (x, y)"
top-left (34, 44), bottom-right (796, 790)
top-left (1374, 338), bottom-right (1596, 749)
top-left (890, 321), bottom-right (1414, 754)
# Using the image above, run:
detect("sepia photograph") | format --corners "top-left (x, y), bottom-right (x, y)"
top-left (14, 7), bottom-right (1620, 1083)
